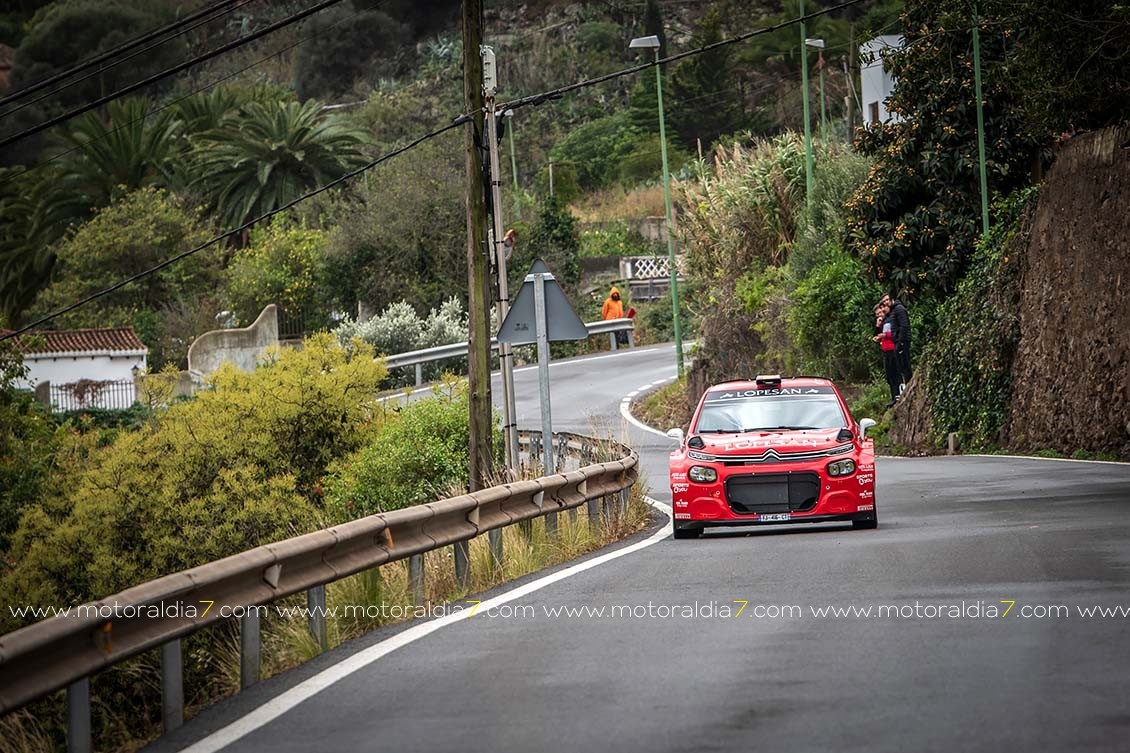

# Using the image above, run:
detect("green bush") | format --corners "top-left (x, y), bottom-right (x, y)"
top-left (550, 112), bottom-right (634, 191)
top-left (579, 221), bottom-right (660, 258)
top-left (617, 133), bottom-right (690, 187)
top-left (789, 246), bottom-right (884, 382)
top-left (324, 386), bottom-right (500, 521)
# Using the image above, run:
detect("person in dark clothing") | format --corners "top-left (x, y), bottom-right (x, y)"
top-left (881, 293), bottom-right (913, 392)
top-left (872, 302), bottom-right (900, 408)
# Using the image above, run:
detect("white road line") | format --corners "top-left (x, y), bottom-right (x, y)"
top-left (966, 453), bottom-right (1128, 467)
top-left (619, 379), bottom-right (678, 440)
top-left (179, 497), bottom-right (672, 753)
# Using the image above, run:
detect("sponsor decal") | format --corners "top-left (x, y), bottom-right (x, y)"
top-left (675, 500), bottom-right (689, 508)
top-left (671, 472), bottom-right (688, 482)
top-left (672, 483), bottom-right (690, 494)
top-left (859, 490), bottom-right (874, 500)
top-left (856, 504), bottom-right (875, 511)
top-left (858, 463), bottom-right (875, 473)
top-left (856, 473), bottom-right (874, 485)
top-left (705, 386), bottom-right (834, 402)
top-left (674, 513), bottom-right (692, 520)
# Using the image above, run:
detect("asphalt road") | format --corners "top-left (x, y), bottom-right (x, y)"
top-left (154, 344), bottom-right (1130, 753)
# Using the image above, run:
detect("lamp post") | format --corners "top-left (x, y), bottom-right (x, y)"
top-left (806, 38), bottom-right (826, 142)
top-left (630, 33), bottom-right (684, 378)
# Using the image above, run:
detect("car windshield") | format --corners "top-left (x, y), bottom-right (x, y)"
top-left (694, 387), bottom-right (846, 433)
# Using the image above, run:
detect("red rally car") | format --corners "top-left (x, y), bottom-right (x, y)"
top-left (667, 375), bottom-right (879, 539)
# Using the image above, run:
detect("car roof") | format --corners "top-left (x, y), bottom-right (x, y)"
top-left (705, 377), bottom-right (835, 393)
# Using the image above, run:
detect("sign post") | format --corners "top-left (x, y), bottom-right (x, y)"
top-left (498, 259), bottom-right (588, 535)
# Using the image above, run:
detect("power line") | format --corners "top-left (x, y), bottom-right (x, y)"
top-left (0, 0), bottom-right (348, 151)
top-left (0, 117), bottom-right (467, 343)
top-left (0, 0), bottom-right (254, 110)
top-left (0, 0), bottom-right (263, 121)
top-left (2, 0), bottom-right (391, 186)
top-left (498, 0), bottom-right (868, 113)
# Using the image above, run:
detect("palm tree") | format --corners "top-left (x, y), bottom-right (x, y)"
top-left (187, 100), bottom-right (367, 230)
top-left (49, 98), bottom-right (182, 221)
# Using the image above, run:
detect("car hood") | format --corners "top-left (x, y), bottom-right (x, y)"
top-left (692, 428), bottom-right (851, 458)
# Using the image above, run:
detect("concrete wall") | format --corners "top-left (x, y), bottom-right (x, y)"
top-left (187, 304), bottom-right (279, 379)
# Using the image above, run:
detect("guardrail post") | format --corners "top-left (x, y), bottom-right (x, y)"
top-left (240, 611), bottom-right (260, 689)
top-left (409, 554), bottom-right (425, 604)
top-left (627, 328), bottom-right (634, 348)
top-left (415, 363), bottom-right (423, 387)
top-left (160, 639), bottom-right (184, 733)
top-left (454, 542), bottom-right (470, 588)
top-left (587, 495), bottom-right (600, 533)
top-left (619, 487), bottom-right (630, 516)
top-left (488, 528), bottom-right (503, 568)
top-left (67, 677), bottom-right (91, 753)
top-left (307, 586), bottom-right (328, 652)
top-left (609, 332), bottom-right (617, 351)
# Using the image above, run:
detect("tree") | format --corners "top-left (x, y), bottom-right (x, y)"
top-left (225, 217), bottom-right (331, 330)
top-left (845, 0), bottom-right (1037, 297)
top-left (509, 196), bottom-right (582, 293)
top-left (1, 0), bottom-right (182, 164)
top-left (0, 341), bottom-right (58, 553)
top-left (628, 0), bottom-right (667, 134)
top-left (187, 100), bottom-right (367, 230)
top-left (49, 98), bottom-right (183, 222)
top-left (549, 112), bottom-right (634, 191)
top-left (324, 136), bottom-right (465, 316)
top-left (31, 188), bottom-right (217, 366)
top-left (294, 6), bottom-right (407, 101)
top-left (669, 7), bottom-right (741, 150)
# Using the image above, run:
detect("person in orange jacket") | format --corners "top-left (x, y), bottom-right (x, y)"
top-left (602, 286), bottom-right (624, 320)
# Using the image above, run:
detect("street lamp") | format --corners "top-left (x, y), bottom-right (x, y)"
top-left (630, 34), bottom-right (684, 378)
top-left (805, 38), bottom-right (826, 142)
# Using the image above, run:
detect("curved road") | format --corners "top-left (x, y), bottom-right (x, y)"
top-left (153, 344), bottom-right (1130, 753)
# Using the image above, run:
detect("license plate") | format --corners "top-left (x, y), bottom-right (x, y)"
top-left (759, 512), bottom-right (791, 522)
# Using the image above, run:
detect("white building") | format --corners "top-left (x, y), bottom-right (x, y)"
top-left (9, 327), bottom-right (148, 411)
top-left (860, 34), bottom-right (905, 126)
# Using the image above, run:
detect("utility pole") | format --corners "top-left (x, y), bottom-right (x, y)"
top-left (799, 0), bottom-right (815, 203)
top-left (460, 0), bottom-right (491, 586)
top-left (483, 46), bottom-right (519, 481)
top-left (971, 9), bottom-right (991, 236)
top-left (846, 23), bottom-right (856, 134)
top-left (506, 109), bottom-right (521, 218)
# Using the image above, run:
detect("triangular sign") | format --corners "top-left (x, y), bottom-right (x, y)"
top-left (497, 259), bottom-right (588, 345)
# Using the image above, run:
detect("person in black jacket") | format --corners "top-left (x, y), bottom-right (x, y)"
top-left (881, 293), bottom-right (912, 393)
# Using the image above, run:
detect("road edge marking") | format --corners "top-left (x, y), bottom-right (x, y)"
top-left (178, 497), bottom-right (672, 753)
top-left (619, 375), bottom-right (678, 440)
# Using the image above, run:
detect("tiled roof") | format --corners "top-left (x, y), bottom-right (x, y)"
top-left (3, 327), bottom-right (147, 355)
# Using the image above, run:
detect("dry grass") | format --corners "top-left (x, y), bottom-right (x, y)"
top-left (572, 184), bottom-right (668, 223)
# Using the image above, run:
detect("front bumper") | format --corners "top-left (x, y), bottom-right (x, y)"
top-left (671, 465), bottom-right (875, 526)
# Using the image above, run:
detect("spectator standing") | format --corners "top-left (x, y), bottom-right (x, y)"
top-left (872, 302), bottom-right (899, 408)
top-left (602, 286), bottom-right (628, 345)
top-left (882, 292), bottom-right (913, 393)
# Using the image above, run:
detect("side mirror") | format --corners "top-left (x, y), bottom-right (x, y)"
top-left (666, 428), bottom-right (685, 443)
top-left (859, 418), bottom-right (877, 438)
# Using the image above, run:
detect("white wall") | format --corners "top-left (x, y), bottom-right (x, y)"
top-left (19, 352), bottom-right (147, 410)
top-left (860, 35), bottom-right (904, 126)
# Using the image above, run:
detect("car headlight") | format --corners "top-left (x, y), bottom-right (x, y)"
top-left (688, 466), bottom-right (718, 483)
top-left (826, 458), bottom-right (856, 477)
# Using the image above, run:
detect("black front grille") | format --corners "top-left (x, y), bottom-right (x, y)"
top-left (725, 472), bottom-right (820, 515)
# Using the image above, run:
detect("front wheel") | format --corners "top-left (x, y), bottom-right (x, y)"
top-left (673, 524), bottom-right (702, 539)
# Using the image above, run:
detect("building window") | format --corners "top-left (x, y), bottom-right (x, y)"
top-left (869, 101), bottom-right (880, 124)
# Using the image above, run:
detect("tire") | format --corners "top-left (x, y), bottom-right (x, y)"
top-left (673, 524), bottom-right (702, 539)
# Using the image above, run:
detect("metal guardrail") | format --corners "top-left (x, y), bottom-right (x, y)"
top-left (384, 318), bottom-right (635, 385)
top-left (0, 431), bottom-right (638, 750)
